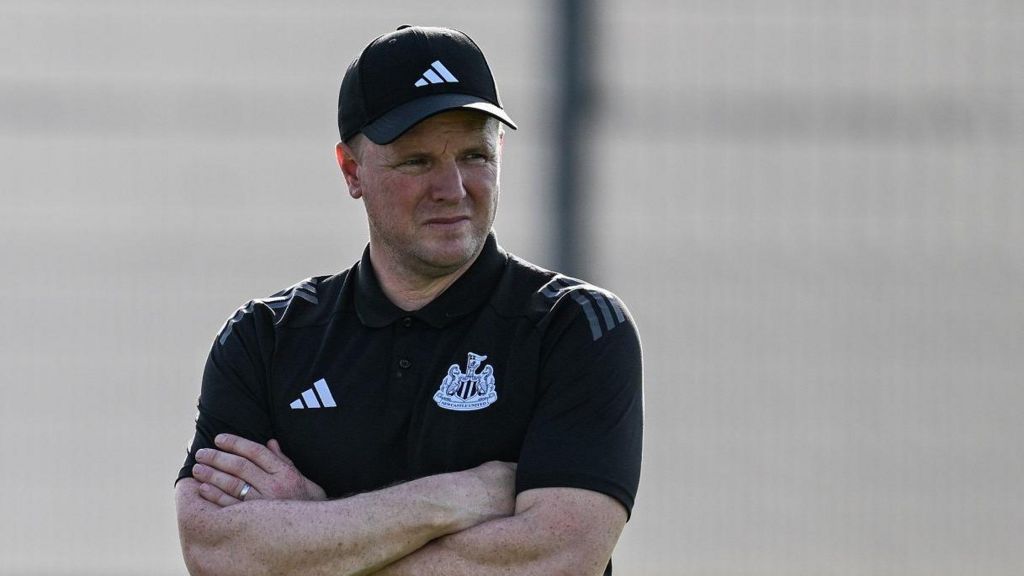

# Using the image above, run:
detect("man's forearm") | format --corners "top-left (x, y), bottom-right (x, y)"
top-left (177, 469), bottom-right (509, 576)
top-left (373, 487), bottom-right (625, 576)
top-left (373, 512), bottom-right (562, 576)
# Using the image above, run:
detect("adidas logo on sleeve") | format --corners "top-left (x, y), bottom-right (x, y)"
top-left (414, 60), bottom-right (459, 87)
top-left (290, 378), bottom-right (337, 409)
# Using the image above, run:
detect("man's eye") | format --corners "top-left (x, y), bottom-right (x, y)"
top-left (400, 158), bottom-right (428, 167)
top-left (464, 153), bottom-right (489, 163)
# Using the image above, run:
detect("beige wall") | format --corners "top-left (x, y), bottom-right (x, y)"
top-left (1, 1), bottom-right (1021, 574)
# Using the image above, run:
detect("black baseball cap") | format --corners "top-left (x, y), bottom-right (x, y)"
top-left (338, 25), bottom-right (517, 144)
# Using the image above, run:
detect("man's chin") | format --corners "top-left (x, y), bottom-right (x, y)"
top-left (417, 236), bottom-right (483, 274)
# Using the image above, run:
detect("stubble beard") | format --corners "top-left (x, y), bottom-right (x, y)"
top-left (371, 214), bottom-right (493, 282)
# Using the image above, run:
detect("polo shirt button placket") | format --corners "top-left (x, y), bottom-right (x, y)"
top-left (392, 318), bottom-right (416, 382)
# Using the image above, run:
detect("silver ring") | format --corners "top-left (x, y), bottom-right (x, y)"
top-left (239, 482), bottom-right (252, 500)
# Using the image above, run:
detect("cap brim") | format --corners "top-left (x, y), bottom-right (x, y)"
top-left (361, 93), bottom-right (517, 144)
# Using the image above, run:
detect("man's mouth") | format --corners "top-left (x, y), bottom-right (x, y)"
top-left (425, 216), bottom-right (470, 226)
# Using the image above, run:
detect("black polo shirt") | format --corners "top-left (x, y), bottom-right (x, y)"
top-left (178, 233), bottom-right (643, 521)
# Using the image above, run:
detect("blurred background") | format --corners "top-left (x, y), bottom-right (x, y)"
top-left (2, 1), bottom-right (1022, 574)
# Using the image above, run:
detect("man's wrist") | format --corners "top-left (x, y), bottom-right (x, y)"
top-left (432, 461), bottom-right (517, 533)
top-left (407, 470), bottom-right (482, 534)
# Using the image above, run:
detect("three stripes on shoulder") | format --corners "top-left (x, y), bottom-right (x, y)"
top-left (541, 277), bottom-right (627, 341)
top-left (217, 278), bottom-right (320, 346)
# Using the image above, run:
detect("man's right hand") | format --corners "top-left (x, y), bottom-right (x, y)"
top-left (191, 434), bottom-right (326, 507)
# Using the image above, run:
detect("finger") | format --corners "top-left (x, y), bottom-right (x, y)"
top-left (198, 481), bottom-right (241, 507)
top-left (192, 463), bottom-right (254, 502)
top-left (215, 434), bottom-right (287, 474)
top-left (267, 439), bottom-right (296, 467)
top-left (195, 447), bottom-right (265, 483)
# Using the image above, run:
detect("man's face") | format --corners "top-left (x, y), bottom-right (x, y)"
top-left (341, 110), bottom-right (503, 280)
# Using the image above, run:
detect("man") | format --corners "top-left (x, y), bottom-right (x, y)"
top-left (175, 25), bottom-right (643, 576)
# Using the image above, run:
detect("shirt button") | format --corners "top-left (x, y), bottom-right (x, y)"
top-left (398, 359), bottom-right (412, 369)
top-left (402, 317), bottom-right (413, 327)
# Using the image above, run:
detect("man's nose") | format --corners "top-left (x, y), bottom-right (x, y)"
top-left (429, 159), bottom-right (467, 201)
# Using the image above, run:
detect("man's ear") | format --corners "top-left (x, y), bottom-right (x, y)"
top-left (336, 141), bottom-right (362, 199)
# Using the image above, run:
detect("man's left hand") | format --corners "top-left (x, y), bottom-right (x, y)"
top-left (191, 434), bottom-right (326, 507)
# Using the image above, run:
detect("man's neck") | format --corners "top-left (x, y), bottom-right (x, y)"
top-left (368, 244), bottom-right (479, 312)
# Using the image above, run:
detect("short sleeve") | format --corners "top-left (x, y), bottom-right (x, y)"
top-left (175, 301), bottom-right (276, 484)
top-left (516, 291), bottom-right (644, 517)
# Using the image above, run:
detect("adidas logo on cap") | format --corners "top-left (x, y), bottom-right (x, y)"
top-left (414, 60), bottom-right (459, 87)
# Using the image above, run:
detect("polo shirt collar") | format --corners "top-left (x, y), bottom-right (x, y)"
top-left (354, 233), bottom-right (506, 328)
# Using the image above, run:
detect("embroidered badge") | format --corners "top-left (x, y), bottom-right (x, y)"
top-left (433, 352), bottom-right (497, 411)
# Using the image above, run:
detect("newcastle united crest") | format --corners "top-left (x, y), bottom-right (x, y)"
top-left (433, 352), bottom-right (497, 411)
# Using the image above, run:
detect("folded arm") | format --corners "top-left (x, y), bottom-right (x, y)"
top-left (176, 435), bottom-right (516, 576)
top-left (374, 486), bottom-right (627, 576)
